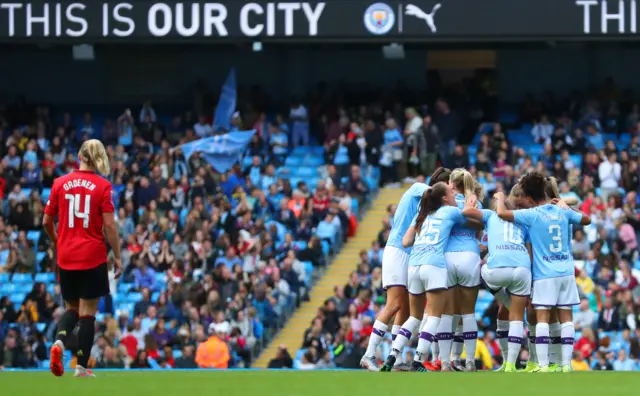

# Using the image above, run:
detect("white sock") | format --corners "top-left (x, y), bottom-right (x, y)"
top-left (495, 288), bottom-right (511, 309)
top-left (415, 316), bottom-right (441, 363)
top-left (437, 314), bottom-right (454, 364)
top-left (390, 317), bottom-right (420, 358)
top-left (431, 341), bottom-right (440, 363)
top-left (391, 325), bottom-right (402, 342)
top-left (535, 323), bottom-right (550, 367)
top-left (496, 319), bottom-right (509, 363)
top-left (452, 318), bottom-right (463, 363)
top-left (528, 327), bottom-right (537, 364)
top-left (419, 314), bottom-right (428, 331)
top-left (365, 320), bottom-right (388, 358)
top-left (507, 321), bottom-right (524, 365)
top-left (560, 322), bottom-right (575, 367)
top-left (549, 322), bottom-right (561, 365)
top-left (462, 314), bottom-right (478, 364)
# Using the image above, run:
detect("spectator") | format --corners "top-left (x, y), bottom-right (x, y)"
top-left (196, 326), bottom-right (230, 369)
top-left (574, 299), bottom-right (597, 330)
top-left (598, 297), bottom-right (622, 332)
top-left (267, 345), bottom-right (293, 369)
top-left (612, 349), bottom-right (637, 371)
top-left (598, 152), bottom-right (622, 201)
top-left (174, 345), bottom-right (198, 369)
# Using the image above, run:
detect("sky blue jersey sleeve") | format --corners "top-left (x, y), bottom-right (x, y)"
top-left (446, 206), bottom-right (466, 224)
top-left (565, 208), bottom-right (583, 225)
top-left (480, 209), bottom-right (493, 224)
top-left (513, 208), bottom-right (536, 227)
top-left (524, 227), bottom-right (531, 243)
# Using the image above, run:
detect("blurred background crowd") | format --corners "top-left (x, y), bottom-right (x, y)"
top-left (1, 76), bottom-right (639, 372)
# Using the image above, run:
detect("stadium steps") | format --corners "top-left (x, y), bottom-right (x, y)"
top-left (253, 186), bottom-right (406, 368)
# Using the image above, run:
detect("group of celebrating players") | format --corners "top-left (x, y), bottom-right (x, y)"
top-left (360, 167), bottom-right (591, 373)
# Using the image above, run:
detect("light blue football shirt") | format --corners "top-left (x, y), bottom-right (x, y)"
top-left (446, 194), bottom-right (482, 254)
top-left (386, 183), bottom-right (429, 253)
top-left (409, 205), bottom-right (466, 268)
top-left (512, 204), bottom-right (583, 281)
top-left (481, 209), bottom-right (531, 270)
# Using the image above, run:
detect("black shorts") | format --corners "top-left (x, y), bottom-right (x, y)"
top-left (58, 263), bottom-right (109, 302)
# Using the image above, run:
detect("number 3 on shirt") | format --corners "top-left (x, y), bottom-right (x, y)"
top-left (65, 194), bottom-right (91, 228)
top-left (548, 224), bottom-right (562, 252)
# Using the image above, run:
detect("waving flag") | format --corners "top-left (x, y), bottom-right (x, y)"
top-left (213, 68), bottom-right (237, 133)
top-left (180, 130), bottom-right (255, 173)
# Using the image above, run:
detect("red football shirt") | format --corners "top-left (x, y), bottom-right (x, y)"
top-left (44, 170), bottom-right (115, 270)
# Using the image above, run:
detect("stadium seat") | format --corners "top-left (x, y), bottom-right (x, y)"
top-left (292, 146), bottom-right (312, 156)
top-left (96, 313), bottom-right (105, 323)
top-left (35, 252), bottom-right (47, 267)
top-left (35, 272), bottom-right (56, 284)
top-left (1, 283), bottom-right (16, 295)
top-left (173, 349), bottom-right (183, 359)
top-left (303, 157), bottom-right (324, 167)
top-left (285, 156), bottom-right (302, 167)
top-left (119, 283), bottom-right (134, 293)
top-left (22, 188), bottom-right (32, 197)
top-left (41, 188), bottom-right (51, 203)
top-left (294, 241), bottom-right (308, 250)
top-left (18, 284), bottom-right (33, 294)
top-left (27, 230), bottom-right (41, 244)
top-left (151, 292), bottom-right (160, 302)
top-left (9, 293), bottom-right (25, 304)
top-left (12, 273), bottom-right (34, 284)
top-left (36, 323), bottom-right (46, 332)
top-left (296, 167), bottom-right (317, 178)
top-left (127, 292), bottom-right (143, 303)
top-left (351, 198), bottom-right (359, 214)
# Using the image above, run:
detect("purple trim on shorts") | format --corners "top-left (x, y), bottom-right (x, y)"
top-left (437, 332), bottom-right (454, 341)
top-left (496, 331), bottom-right (509, 339)
top-left (508, 336), bottom-right (524, 344)
top-left (398, 328), bottom-right (412, 339)
top-left (536, 336), bottom-right (550, 344)
top-left (420, 332), bottom-right (436, 342)
top-left (463, 332), bottom-right (478, 340)
top-left (425, 287), bottom-right (448, 292)
top-left (392, 334), bottom-right (397, 341)
top-left (551, 337), bottom-right (561, 345)
top-left (408, 291), bottom-right (426, 296)
top-left (384, 284), bottom-right (407, 291)
top-left (561, 338), bottom-right (574, 345)
top-left (453, 335), bottom-right (464, 343)
top-left (372, 328), bottom-right (385, 337)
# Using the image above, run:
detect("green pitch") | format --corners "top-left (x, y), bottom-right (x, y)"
top-left (3, 371), bottom-right (640, 396)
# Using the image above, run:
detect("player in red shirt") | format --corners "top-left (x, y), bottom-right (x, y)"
top-left (42, 139), bottom-right (122, 378)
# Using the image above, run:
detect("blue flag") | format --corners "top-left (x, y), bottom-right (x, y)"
top-left (213, 69), bottom-right (237, 132)
top-left (180, 130), bottom-right (255, 173)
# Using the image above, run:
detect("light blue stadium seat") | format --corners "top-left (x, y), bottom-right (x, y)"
top-left (1, 283), bottom-right (16, 294)
top-left (179, 208), bottom-right (189, 227)
top-left (151, 292), bottom-right (160, 302)
top-left (292, 146), bottom-right (312, 156)
top-left (296, 167), bottom-right (317, 178)
top-left (242, 156), bottom-right (253, 168)
top-left (570, 154), bottom-right (583, 168)
top-left (18, 283), bottom-right (34, 294)
top-left (156, 272), bottom-right (167, 283)
top-left (41, 188), bottom-right (51, 203)
top-left (95, 313), bottom-right (105, 323)
top-left (27, 230), bottom-right (41, 244)
top-left (311, 146), bottom-right (325, 156)
top-left (173, 350), bottom-right (182, 359)
top-left (9, 293), bottom-right (25, 304)
top-left (0, 273), bottom-right (8, 284)
top-left (351, 198), bottom-right (359, 214)
top-left (321, 240), bottom-right (330, 256)
top-left (12, 273), bottom-right (33, 284)
top-left (289, 177), bottom-right (302, 187)
top-left (294, 241), bottom-right (308, 250)
top-left (127, 292), bottom-right (143, 303)
top-left (35, 252), bottom-right (47, 267)
top-left (40, 360), bottom-right (50, 369)
top-left (285, 156), bottom-right (302, 167)
top-left (36, 323), bottom-right (46, 332)
top-left (295, 348), bottom-right (308, 361)
top-left (148, 358), bottom-right (160, 369)
top-left (22, 188), bottom-right (32, 197)
top-left (527, 144), bottom-right (545, 156)
top-left (303, 157), bottom-right (324, 167)
top-left (634, 260), bottom-right (640, 271)
top-left (119, 282), bottom-right (134, 293)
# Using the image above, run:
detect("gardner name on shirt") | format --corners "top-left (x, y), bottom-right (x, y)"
top-left (62, 178), bottom-right (97, 192)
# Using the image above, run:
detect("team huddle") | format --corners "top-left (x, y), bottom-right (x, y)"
top-left (360, 167), bottom-right (591, 373)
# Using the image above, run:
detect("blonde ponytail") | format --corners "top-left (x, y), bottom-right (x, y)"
top-left (80, 139), bottom-right (111, 175)
top-left (450, 168), bottom-right (475, 198)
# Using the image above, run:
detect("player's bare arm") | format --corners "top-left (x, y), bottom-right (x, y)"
top-left (42, 213), bottom-right (57, 246)
top-left (402, 225), bottom-right (416, 248)
top-left (102, 212), bottom-right (122, 278)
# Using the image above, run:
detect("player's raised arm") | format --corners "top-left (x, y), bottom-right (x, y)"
top-left (462, 194), bottom-right (483, 222)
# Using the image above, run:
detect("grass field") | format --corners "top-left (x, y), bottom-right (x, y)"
top-left (3, 371), bottom-right (640, 396)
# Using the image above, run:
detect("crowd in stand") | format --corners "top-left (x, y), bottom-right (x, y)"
top-left (294, 82), bottom-right (640, 371)
top-left (0, 97), bottom-right (377, 370)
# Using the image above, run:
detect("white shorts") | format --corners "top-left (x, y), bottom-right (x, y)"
top-left (481, 266), bottom-right (532, 297)
top-left (407, 265), bottom-right (449, 295)
top-left (382, 245), bottom-right (409, 289)
top-left (531, 275), bottom-right (580, 310)
top-left (445, 252), bottom-right (482, 288)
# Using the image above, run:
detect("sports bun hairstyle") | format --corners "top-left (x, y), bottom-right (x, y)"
top-left (79, 139), bottom-right (111, 175)
top-left (429, 167), bottom-right (451, 186)
top-left (519, 171), bottom-right (548, 203)
top-left (415, 182), bottom-right (448, 231)
top-left (450, 168), bottom-right (475, 198)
